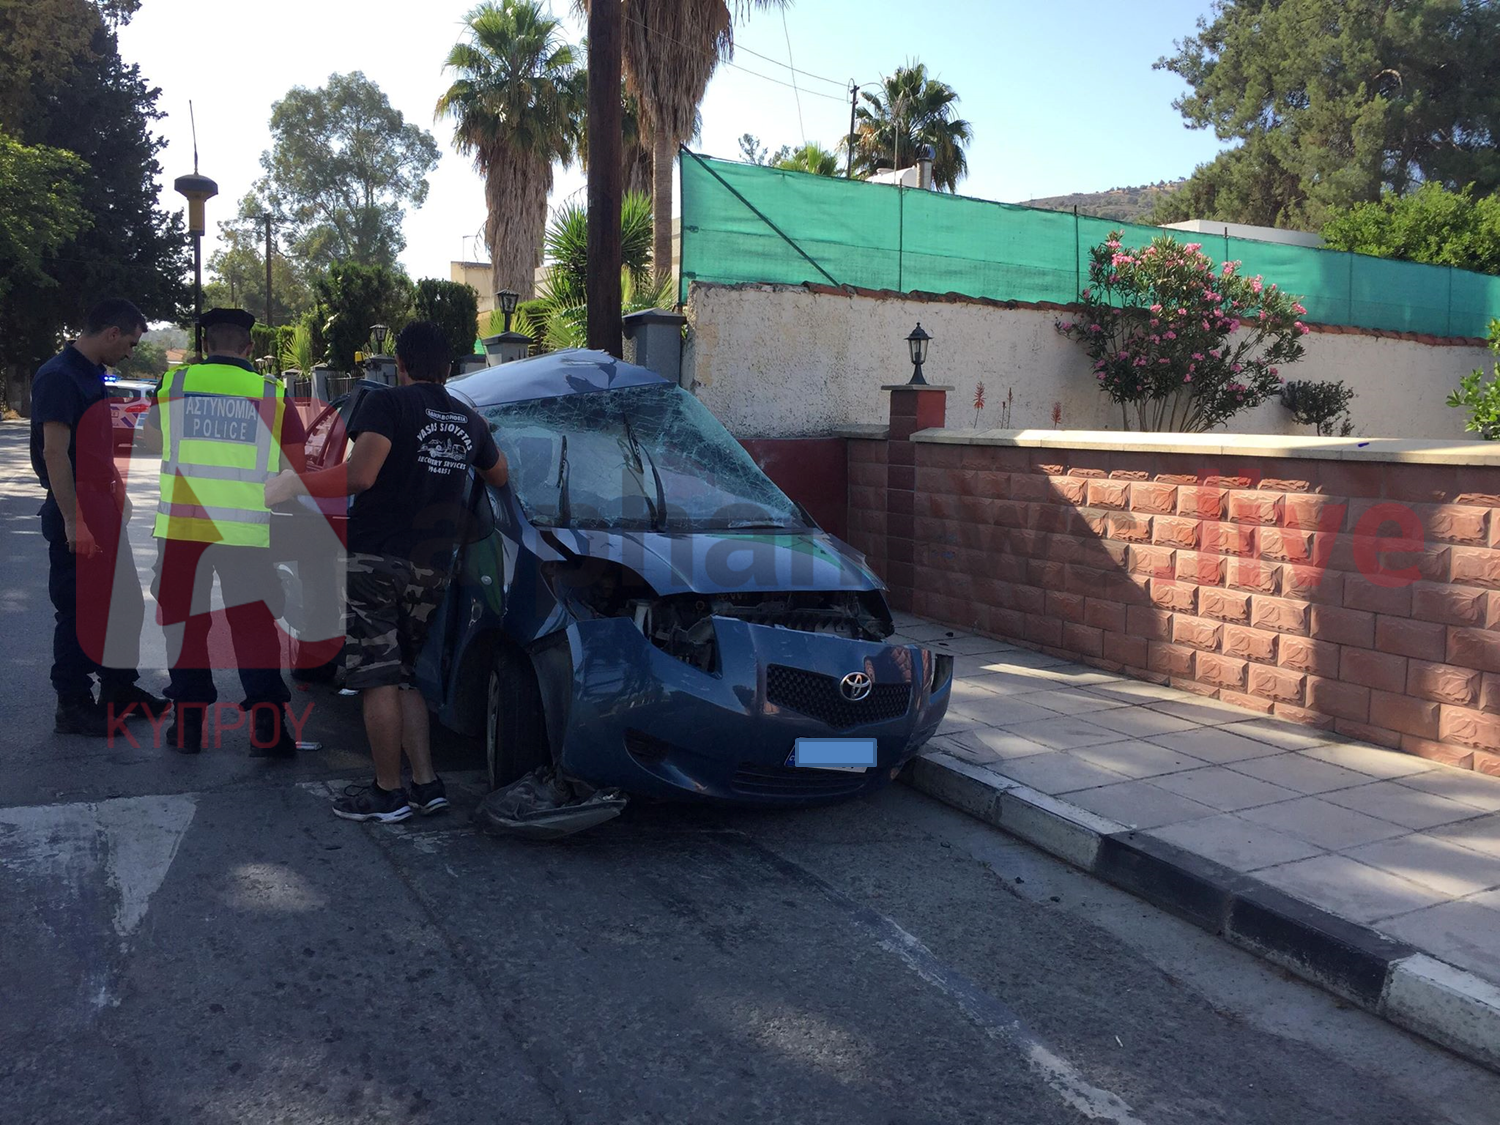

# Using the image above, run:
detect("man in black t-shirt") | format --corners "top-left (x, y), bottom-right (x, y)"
top-left (266, 321), bottom-right (509, 822)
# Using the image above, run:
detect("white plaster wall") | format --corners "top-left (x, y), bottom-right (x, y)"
top-left (683, 282), bottom-right (1491, 440)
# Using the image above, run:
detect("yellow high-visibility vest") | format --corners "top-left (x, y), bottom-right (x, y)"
top-left (153, 362), bottom-right (287, 547)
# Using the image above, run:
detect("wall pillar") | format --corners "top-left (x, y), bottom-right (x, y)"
top-left (883, 383), bottom-right (950, 612)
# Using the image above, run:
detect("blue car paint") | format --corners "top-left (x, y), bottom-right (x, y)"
top-left (412, 349), bottom-right (950, 805)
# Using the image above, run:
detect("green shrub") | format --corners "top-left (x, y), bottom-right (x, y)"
top-left (1447, 319), bottom-right (1500, 439)
top-left (1280, 379), bottom-right (1355, 436)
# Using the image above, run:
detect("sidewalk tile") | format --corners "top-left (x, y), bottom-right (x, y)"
top-left (925, 734), bottom-right (1006, 767)
top-left (1217, 719), bottom-right (1338, 752)
top-left (1153, 767), bottom-right (1300, 811)
top-left (1150, 727), bottom-right (1287, 764)
top-left (1083, 707), bottom-right (1202, 739)
top-left (1346, 833), bottom-right (1500, 898)
top-left (1226, 754), bottom-right (1374, 796)
top-left (1324, 781), bottom-right (1488, 831)
top-left (902, 622), bottom-right (965, 642)
top-left (929, 634), bottom-right (1017, 656)
top-left (1429, 813), bottom-right (1500, 860)
top-left (1239, 796), bottom-right (1409, 851)
top-left (1086, 680), bottom-right (1189, 705)
top-left (944, 726), bottom-right (1056, 761)
top-left (1016, 688), bottom-right (1131, 715)
top-left (1070, 739), bottom-right (1207, 779)
top-left (1000, 716), bottom-right (1133, 750)
top-left (1062, 778), bottom-right (1220, 829)
top-left (992, 754), bottom-right (1133, 796)
top-left (951, 696), bottom-right (1068, 729)
top-left (1396, 768), bottom-right (1500, 813)
top-left (1375, 901), bottom-right (1500, 984)
top-left (1259, 854), bottom-right (1450, 923)
top-left (1148, 697), bottom-right (1261, 725)
top-left (1150, 813), bottom-right (1325, 872)
top-left (1021, 667), bottom-right (1123, 687)
top-left (1299, 741), bottom-right (1436, 779)
top-left (986, 649), bottom-right (1072, 669)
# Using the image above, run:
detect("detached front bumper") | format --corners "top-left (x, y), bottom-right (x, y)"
top-left (553, 615), bottom-right (952, 805)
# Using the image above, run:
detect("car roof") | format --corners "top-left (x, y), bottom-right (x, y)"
top-left (444, 348), bottom-right (669, 409)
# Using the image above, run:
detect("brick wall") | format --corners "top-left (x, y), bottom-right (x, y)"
top-left (847, 434), bottom-right (1500, 775)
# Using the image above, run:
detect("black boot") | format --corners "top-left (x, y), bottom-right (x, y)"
top-left (54, 692), bottom-right (108, 737)
top-left (101, 682), bottom-right (169, 721)
top-left (165, 705), bottom-right (206, 754)
top-left (249, 704), bottom-right (296, 759)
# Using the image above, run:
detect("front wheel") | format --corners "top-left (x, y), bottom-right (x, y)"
top-left (485, 645), bottom-right (550, 790)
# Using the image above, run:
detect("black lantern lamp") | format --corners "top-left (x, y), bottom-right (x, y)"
top-left (370, 323), bottom-right (390, 354)
top-left (497, 289), bottom-right (519, 333)
top-left (906, 322), bottom-right (932, 385)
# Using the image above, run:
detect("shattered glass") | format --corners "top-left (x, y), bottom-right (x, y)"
top-left (484, 383), bottom-right (804, 532)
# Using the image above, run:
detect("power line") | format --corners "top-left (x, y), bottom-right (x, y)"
top-left (781, 9), bottom-right (806, 145)
top-left (620, 12), bottom-right (847, 104)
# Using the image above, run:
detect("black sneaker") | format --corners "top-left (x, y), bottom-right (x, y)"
top-left (101, 683), bottom-right (169, 719)
top-left (54, 692), bottom-right (108, 737)
top-left (409, 777), bottom-right (450, 816)
top-left (248, 705), bottom-right (297, 759)
top-left (332, 782), bottom-right (411, 823)
top-left (165, 705), bottom-right (206, 753)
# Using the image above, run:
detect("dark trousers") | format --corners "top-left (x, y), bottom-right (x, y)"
top-left (154, 538), bottom-right (290, 708)
top-left (41, 496), bottom-right (143, 697)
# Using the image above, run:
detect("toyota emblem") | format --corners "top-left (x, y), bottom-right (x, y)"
top-left (840, 671), bottom-right (873, 702)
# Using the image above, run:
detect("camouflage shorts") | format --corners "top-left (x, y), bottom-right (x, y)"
top-left (344, 552), bottom-right (447, 690)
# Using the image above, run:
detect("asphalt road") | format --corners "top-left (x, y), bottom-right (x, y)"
top-left (3, 419), bottom-right (1499, 1125)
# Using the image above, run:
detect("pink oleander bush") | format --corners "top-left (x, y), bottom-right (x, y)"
top-left (1057, 231), bottom-right (1309, 432)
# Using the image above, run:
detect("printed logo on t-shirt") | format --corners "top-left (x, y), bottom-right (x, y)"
top-left (415, 408), bottom-right (475, 474)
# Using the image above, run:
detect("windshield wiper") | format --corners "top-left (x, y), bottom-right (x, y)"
top-left (555, 434), bottom-right (572, 525)
top-left (620, 412), bottom-right (667, 532)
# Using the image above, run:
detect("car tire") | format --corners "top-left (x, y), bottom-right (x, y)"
top-left (486, 645), bottom-right (550, 790)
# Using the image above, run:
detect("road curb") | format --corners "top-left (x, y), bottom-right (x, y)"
top-left (901, 751), bottom-right (1500, 1074)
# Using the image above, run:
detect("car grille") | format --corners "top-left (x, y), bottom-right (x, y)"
top-left (765, 664), bottom-right (911, 730)
top-left (731, 762), bottom-right (871, 799)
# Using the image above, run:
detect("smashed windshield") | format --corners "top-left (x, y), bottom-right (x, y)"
top-left (483, 383), bottom-right (806, 531)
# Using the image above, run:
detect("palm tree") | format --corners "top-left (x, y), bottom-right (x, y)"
top-left (436, 0), bottom-right (585, 299)
top-left (850, 63), bottom-right (972, 192)
top-left (773, 141), bottom-right (839, 177)
top-left (582, 0), bottom-right (790, 286)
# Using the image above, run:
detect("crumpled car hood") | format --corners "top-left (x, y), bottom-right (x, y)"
top-left (542, 527), bottom-right (882, 596)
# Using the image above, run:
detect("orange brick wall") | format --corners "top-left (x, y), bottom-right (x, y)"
top-left (847, 436), bottom-right (1500, 776)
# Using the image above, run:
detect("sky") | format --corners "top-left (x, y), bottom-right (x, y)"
top-left (117, 0), bottom-right (1229, 284)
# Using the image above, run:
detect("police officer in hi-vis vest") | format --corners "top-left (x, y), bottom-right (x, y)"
top-left (147, 307), bottom-right (306, 754)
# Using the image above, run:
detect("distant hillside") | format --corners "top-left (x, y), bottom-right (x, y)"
top-left (1021, 179), bottom-right (1187, 224)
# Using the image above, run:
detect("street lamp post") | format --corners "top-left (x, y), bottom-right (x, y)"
top-left (370, 324), bottom-right (390, 355)
top-left (174, 171), bottom-right (218, 357)
top-left (905, 322), bottom-right (932, 385)
top-left (496, 289), bottom-right (519, 334)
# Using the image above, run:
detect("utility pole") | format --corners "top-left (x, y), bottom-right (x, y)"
top-left (847, 82), bottom-right (857, 178)
top-left (264, 213), bottom-right (274, 331)
top-left (586, 0), bottom-right (623, 357)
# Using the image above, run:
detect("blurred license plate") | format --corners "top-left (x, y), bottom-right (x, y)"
top-left (787, 738), bottom-right (876, 772)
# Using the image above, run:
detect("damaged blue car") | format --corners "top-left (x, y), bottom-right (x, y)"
top-left (297, 350), bottom-right (952, 806)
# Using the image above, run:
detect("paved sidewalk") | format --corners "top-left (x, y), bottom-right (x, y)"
top-left (892, 612), bottom-right (1500, 1067)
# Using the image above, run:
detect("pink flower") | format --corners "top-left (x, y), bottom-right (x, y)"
top-left (1232, 363), bottom-right (1242, 373)
top-left (1184, 242), bottom-right (1202, 252)
top-left (1250, 278), bottom-right (1263, 294)
top-left (1296, 321), bottom-right (1309, 334)
top-left (1293, 302), bottom-right (1307, 315)
top-left (1184, 373), bottom-right (1193, 382)
top-left (1150, 304), bottom-right (1162, 314)
top-left (1164, 331), bottom-right (1177, 339)
top-left (1192, 352), bottom-right (1203, 360)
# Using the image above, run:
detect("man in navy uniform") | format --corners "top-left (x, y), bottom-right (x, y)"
top-left (30, 298), bottom-right (165, 735)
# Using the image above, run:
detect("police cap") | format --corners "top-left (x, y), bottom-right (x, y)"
top-left (201, 307), bottom-right (256, 331)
